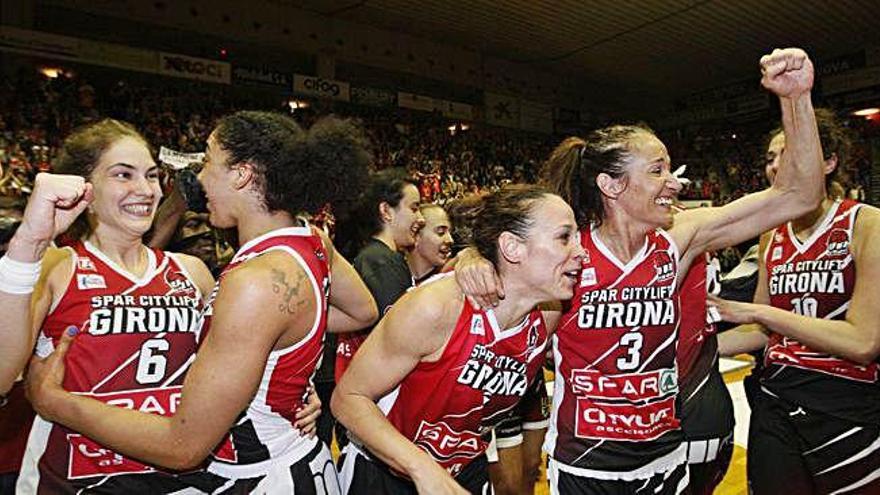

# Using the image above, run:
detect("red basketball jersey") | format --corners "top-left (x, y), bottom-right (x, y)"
top-left (377, 290), bottom-right (548, 477)
top-left (547, 227), bottom-right (684, 477)
top-left (19, 241), bottom-right (203, 493)
top-left (202, 225), bottom-right (331, 478)
top-left (762, 200), bottom-right (880, 422)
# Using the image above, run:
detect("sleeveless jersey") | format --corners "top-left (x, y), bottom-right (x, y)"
top-left (546, 227), bottom-right (684, 478)
top-left (677, 256), bottom-right (734, 441)
top-left (201, 226), bottom-right (331, 478)
top-left (376, 293), bottom-right (548, 478)
top-left (762, 199), bottom-right (880, 423)
top-left (18, 241), bottom-right (202, 494)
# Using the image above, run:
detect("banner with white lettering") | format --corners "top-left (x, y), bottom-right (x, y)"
top-left (293, 74), bottom-right (350, 101)
top-left (485, 93), bottom-right (520, 128)
top-left (159, 147), bottom-right (204, 170)
top-left (232, 65), bottom-right (292, 88)
top-left (159, 53), bottom-right (230, 84)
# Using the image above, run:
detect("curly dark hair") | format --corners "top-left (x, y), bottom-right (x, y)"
top-left (540, 125), bottom-right (655, 228)
top-left (53, 119), bottom-right (151, 239)
top-left (213, 111), bottom-right (371, 218)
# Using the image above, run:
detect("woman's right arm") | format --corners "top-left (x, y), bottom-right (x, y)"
top-left (453, 247), bottom-right (504, 310)
top-left (316, 228), bottom-right (378, 333)
top-left (0, 173), bottom-right (90, 394)
top-left (331, 285), bottom-right (468, 495)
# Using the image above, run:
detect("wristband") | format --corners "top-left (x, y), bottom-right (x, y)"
top-left (0, 254), bottom-right (42, 294)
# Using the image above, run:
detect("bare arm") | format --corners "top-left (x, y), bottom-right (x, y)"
top-left (713, 209), bottom-right (880, 364)
top-left (146, 188), bottom-right (186, 249)
top-left (317, 229), bottom-right (378, 333)
top-left (453, 247), bottom-right (505, 310)
top-left (27, 253), bottom-right (310, 469)
top-left (1, 173), bottom-right (90, 393)
top-left (331, 282), bottom-right (467, 494)
top-left (0, 247), bottom-right (67, 394)
top-left (717, 324), bottom-right (768, 356)
top-left (672, 48), bottom-right (824, 257)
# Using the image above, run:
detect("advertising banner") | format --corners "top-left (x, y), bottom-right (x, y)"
top-left (159, 52), bottom-right (230, 84)
top-left (293, 74), bottom-right (350, 101)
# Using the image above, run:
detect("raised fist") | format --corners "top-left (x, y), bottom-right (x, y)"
top-left (17, 173), bottom-right (93, 244)
top-left (760, 48), bottom-right (814, 98)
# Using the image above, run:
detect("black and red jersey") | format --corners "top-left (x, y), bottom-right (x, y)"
top-left (18, 241), bottom-right (203, 494)
top-left (203, 225), bottom-right (331, 478)
top-left (376, 287), bottom-right (548, 478)
top-left (762, 199), bottom-right (880, 423)
top-left (546, 226), bottom-right (684, 478)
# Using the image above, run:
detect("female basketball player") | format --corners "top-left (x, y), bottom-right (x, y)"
top-left (456, 48), bottom-right (824, 493)
top-left (713, 110), bottom-right (880, 494)
top-left (25, 112), bottom-right (378, 493)
top-left (1, 119), bottom-right (214, 493)
top-left (332, 185), bottom-right (584, 495)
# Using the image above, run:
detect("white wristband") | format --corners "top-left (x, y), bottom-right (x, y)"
top-left (0, 255), bottom-right (42, 294)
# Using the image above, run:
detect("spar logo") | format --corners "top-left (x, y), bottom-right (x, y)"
top-left (68, 387), bottom-right (183, 479)
top-left (652, 250), bottom-right (675, 282)
top-left (571, 368), bottom-right (677, 401)
top-left (413, 420), bottom-right (483, 463)
top-left (826, 228), bottom-right (850, 257)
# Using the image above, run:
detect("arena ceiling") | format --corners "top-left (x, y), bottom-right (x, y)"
top-left (292, 0), bottom-right (880, 110)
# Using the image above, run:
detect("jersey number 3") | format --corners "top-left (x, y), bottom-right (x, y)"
top-left (617, 332), bottom-right (643, 371)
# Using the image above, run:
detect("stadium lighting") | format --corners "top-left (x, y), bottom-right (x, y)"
top-left (39, 67), bottom-right (62, 79)
top-left (287, 99), bottom-right (310, 112)
top-left (851, 107), bottom-right (880, 117)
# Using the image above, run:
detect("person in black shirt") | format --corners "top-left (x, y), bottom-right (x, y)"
top-left (334, 169), bottom-right (424, 446)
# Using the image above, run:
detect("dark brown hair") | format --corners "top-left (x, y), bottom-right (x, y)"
top-left (471, 184), bottom-right (551, 268)
top-left (768, 108), bottom-right (853, 189)
top-left (540, 125), bottom-right (655, 227)
top-left (53, 119), bottom-right (150, 239)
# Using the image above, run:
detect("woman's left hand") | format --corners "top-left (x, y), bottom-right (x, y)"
top-left (294, 387), bottom-right (322, 438)
top-left (707, 294), bottom-right (759, 324)
top-left (26, 326), bottom-right (77, 421)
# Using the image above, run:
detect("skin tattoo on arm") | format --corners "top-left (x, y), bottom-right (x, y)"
top-left (271, 268), bottom-right (308, 314)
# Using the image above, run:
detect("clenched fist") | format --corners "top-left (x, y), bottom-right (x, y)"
top-left (761, 48), bottom-right (814, 98)
top-left (16, 173), bottom-right (93, 246)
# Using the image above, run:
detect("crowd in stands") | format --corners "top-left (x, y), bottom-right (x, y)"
top-left (0, 64), bottom-right (872, 218)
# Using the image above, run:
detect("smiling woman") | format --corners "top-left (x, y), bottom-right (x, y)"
top-left (332, 185), bottom-right (584, 495)
top-left (0, 119), bottom-right (216, 494)
top-left (22, 112), bottom-right (379, 495)
top-left (454, 48), bottom-right (827, 494)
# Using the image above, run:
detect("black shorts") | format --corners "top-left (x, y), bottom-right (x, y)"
top-left (338, 445), bottom-right (491, 495)
top-left (494, 373), bottom-right (550, 450)
top-left (183, 441), bottom-right (340, 495)
top-left (748, 388), bottom-right (880, 495)
top-left (684, 433), bottom-right (733, 495)
top-left (548, 459), bottom-right (688, 495)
